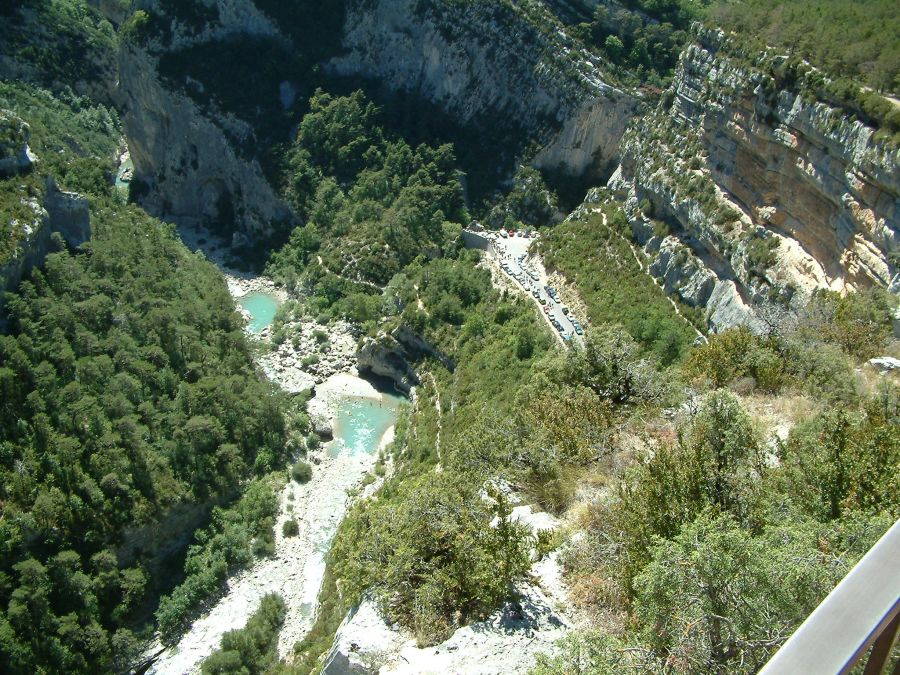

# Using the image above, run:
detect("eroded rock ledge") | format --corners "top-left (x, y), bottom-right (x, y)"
top-left (609, 27), bottom-right (899, 332)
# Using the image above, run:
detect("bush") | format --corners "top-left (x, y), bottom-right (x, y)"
top-left (330, 473), bottom-right (531, 646)
top-left (685, 326), bottom-right (786, 391)
top-left (282, 520), bottom-right (299, 537)
top-left (201, 593), bottom-right (286, 674)
top-left (291, 460), bottom-right (312, 484)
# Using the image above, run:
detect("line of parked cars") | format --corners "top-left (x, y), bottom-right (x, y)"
top-left (494, 239), bottom-right (583, 343)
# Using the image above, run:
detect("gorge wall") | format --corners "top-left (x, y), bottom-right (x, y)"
top-left (609, 27), bottom-right (899, 331)
top-left (331, 0), bottom-right (635, 179)
top-left (117, 0), bottom-right (635, 243)
top-left (118, 0), bottom-right (292, 243)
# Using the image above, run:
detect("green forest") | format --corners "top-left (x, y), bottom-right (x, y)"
top-left (0, 76), bottom-right (296, 671)
top-left (1, 0), bottom-right (898, 674)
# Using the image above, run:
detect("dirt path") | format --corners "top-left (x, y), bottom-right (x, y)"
top-left (316, 254), bottom-right (384, 291)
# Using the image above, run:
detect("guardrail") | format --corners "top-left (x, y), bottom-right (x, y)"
top-left (759, 518), bottom-right (900, 674)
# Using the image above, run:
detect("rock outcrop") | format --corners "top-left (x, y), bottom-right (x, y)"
top-left (0, 176), bottom-right (90, 321)
top-left (356, 333), bottom-right (420, 395)
top-left (609, 27), bottom-right (899, 331)
top-left (355, 324), bottom-right (455, 394)
top-left (323, 582), bottom-right (568, 675)
top-left (117, 1), bottom-right (292, 241)
top-left (0, 111), bottom-right (36, 177)
top-left (330, 0), bottom-right (636, 179)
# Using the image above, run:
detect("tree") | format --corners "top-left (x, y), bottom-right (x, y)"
top-left (633, 512), bottom-right (888, 674)
top-left (782, 389), bottom-right (900, 521)
top-left (331, 472), bottom-right (531, 646)
top-left (604, 35), bottom-right (625, 61)
top-left (201, 594), bottom-right (286, 675)
top-left (564, 327), bottom-right (664, 404)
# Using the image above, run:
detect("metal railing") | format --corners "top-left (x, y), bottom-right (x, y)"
top-left (759, 518), bottom-right (900, 674)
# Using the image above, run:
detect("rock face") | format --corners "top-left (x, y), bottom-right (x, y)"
top-left (330, 0), bottom-right (636, 179)
top-left (0, 177), bottom-right (91, 321)
top-left (0, 111), bottom-right (36, 177)
top-left (355, 325), bottom-right (454, 394)
top-left (323, 584), bottom-right (568, 675)
top-left (356, 333), bottom-right (420, 395)
top-left (868, 356), bottom-right (900, 373)
top-left (117, 1), bottom-right (291, 240)
top-left (609, 27), bottom-right (899, 331)
top-left (115, 0), bottom-right (637, 241)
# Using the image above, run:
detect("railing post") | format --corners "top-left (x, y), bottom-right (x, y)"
top-left (863, 609), bottom-right (900, 675)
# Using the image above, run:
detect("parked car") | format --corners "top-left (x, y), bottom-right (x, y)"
top-left (543, 305), bottom-right (550, 314)
top-left (574, 324), bottom-right (583, 335)
top-left (561, 306), bottom-right (569, 315)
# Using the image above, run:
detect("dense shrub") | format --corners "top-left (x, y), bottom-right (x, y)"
top-left (539, 206), bottom-right (697, 364)
top-left (201, 593), bottom-right (286, 675)
top-left (331, 473), bottom-right (531, 646)
top-left (291, 460), bottom-right (312, 484)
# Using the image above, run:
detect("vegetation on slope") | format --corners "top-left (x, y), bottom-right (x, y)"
top-left (0, 0), bottom-right (117, 90)
top-left (707, 0), bottom-right (899, 95)
top-left (538, 203), bottom-right (698, 365)
top-left (0, 81), bottom-right (121, 265)
top-left (201, 593), bottom-right (286, 675)
top-left (0, 81), bottom-right (292, 672)
top-left (533, 288), bottom-right (898, 673)
top-left (266, 89), bottom-right (467, 326)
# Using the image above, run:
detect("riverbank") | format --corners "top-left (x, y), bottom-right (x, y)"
top-left (177, 221), bottom-right (362, 391)
top-left (149, 373), bottom-right (400, 674)
top-left (145, 225), bottom-right (402, 673)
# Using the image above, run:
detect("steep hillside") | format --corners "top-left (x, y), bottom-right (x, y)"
top-left (113, 0), bottom-right (634, 247)
top-left (330, 0), bottom-right (635, 179)
top-left (1, 2), bottom-right (898, 674)
top-left (609, 26), bottom-right (899, 331)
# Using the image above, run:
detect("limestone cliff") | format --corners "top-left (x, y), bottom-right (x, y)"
top-left (119, 0), bottom-right (635, 241)
top-left (0, 110), bottom-right (36, 178)
top-left (355, 324), bottom-right (454, 394)
top-left (330, 0), bottom-right (636, 179)
top-left (117, 0), bottom-right (291, 242)
top-left (609, 27), bottom-right (899, 331)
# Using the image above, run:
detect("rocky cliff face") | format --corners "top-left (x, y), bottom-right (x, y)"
top-left (119, 45), bottom-right (291, 242)
top-left (0, 176), bottom-right (91, 321)
top-left (117, 0), bottom-right (636, 239)
top-left (609, 28), bottom-right (899, 331)
top-left (330, 0), bottom-right (635, 179)
top-left (355, 324), bottom-right (454, 394)
top-left (118, 0), bottom-right (291, 242)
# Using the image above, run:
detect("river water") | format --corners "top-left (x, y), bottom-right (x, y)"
top-left (149, 376), bottom-right (403, 674)
top-left (238, 291), bottom-right (280, 333)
